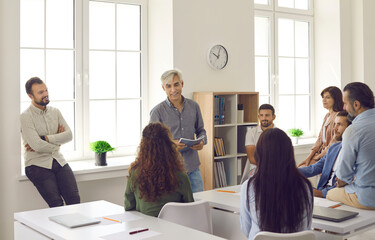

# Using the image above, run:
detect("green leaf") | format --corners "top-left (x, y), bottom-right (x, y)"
top-left (287, 128), bottom-right (304, 137)
top-left (89, 141), bottom-right (115, 153)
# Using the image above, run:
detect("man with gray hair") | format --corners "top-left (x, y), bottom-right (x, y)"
top-left (150, 69), bottom-right (207, 193)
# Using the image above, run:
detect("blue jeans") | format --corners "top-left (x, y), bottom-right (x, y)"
top-left (25, 159), bottom-right (80, 207)
top-left (188, 168), bottom-right (204, 193)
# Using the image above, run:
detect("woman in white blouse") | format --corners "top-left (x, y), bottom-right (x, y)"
top-left (240, 128), bottom-right (313, 240)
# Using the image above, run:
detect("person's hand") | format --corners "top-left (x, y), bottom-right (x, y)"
top-left (298, 159), bottom-right (309, 167)
top-left (190, 140), bottom-right (204, 150)
top-left (313, 189), bottom-right (323, 198)
top-left (312, 154), bottom-right (321, 161)
top-left (174, 140), bottom-right (187, 151)
top-left (57, 124), bottom-right (65, 133)
top-left (335, 177), bottom-right (348, 188)
top-left (25, 144), bottom-right (35, 152)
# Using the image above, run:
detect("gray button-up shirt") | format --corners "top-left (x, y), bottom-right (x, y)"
top-left (150, 96), bottom-right (207, 173)
top-left (20, 104), bottom-right (72, 169)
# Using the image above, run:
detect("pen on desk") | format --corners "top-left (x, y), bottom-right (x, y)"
top-left (216, 190), bottom-right (236, 193)
top-left (103, 217), bottom-right (121, 223)
top-left (329, 204), bottom-right (341, 209)
top-left (129, 228), bottom-right (149, 235)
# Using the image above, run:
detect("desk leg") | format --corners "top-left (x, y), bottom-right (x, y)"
top-left (211, 208), bottom-right (247, 240)
top-left (14, 221), bottom-right (52, 240)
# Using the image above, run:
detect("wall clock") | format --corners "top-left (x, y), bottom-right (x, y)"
top-left (208, 44), bottom-right (228, 70)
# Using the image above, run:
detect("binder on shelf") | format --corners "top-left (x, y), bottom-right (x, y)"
top-left (219, 97), bottom-right (225, 125)
top-left (214, 161), bottom-right (227, 188)
top-left (214, 162), bottom-right (220, 188)
top-left (214, 96), bottom-right (220, 125)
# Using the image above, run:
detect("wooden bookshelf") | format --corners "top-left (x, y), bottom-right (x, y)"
top-left (194, 92), bottom-right (259, 190)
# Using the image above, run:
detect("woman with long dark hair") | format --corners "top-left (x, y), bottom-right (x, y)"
top-left (240, 128), bottom-right (313, 239)
top-left (299, 86), bottom-right (344, 167)
top-left (124, 122), bottom-right (194, 217)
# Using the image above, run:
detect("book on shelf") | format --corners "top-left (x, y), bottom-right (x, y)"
top-left (214, 137), bottom-right (226, 157)
top-left (214, 161), bottom-right (227, 188)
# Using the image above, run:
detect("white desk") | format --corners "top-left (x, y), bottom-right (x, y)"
top-left (194, 185), bottom-right (375, 240)
top-left (14, 200), bottom-right (225, 240)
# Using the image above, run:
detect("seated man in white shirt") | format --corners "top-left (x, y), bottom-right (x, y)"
top-left (241, 104), bottom-right (275, 183)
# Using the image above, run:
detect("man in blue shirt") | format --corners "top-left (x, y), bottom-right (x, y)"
top-left (327, 82), bottom-right (375, 209)
top-left (299, 111), bottom-right (351, 198)
top-left (150, 69), bottom-right (207, 193)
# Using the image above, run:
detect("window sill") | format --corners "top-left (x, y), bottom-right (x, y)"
top-left (18, 156), bottom-right (135, 182)
top-left (293, 137), bottom-right (316, 154)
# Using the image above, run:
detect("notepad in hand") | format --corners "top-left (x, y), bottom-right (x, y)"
top-left (49, 213), bottom-right (101, 228)
top-left (179, 136), bottom-right (205, 147)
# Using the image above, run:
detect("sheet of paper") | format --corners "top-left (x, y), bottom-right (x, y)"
top-left (100, 228), bottom-right (161, 240)
top-left (102, 212), bottom-right (143, 224)
top-left (314, 197), bottom-right (341, 208)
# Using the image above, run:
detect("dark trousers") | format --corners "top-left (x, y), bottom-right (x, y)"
top-left (25, 159), bottom-right (80, 207)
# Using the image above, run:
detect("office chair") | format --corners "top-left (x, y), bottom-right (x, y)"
top-left (158, 200), bottom-right (213, 234)
top-left (254, 230), bottom-right (316, 240)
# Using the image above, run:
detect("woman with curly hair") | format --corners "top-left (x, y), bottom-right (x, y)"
top-left (124, 122), bottom-right (194, 217)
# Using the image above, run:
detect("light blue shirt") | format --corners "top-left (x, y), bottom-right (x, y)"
top-left (336, 108), bottom-right (375, 207)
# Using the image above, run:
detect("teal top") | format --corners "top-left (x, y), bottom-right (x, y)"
top-left (124, 168), bottom-right (194, 217)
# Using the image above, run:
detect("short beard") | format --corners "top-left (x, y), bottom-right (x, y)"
top-left (36, 97), bottom-right (50, 106)
top-left (335, 135), bottom-right (342, 141)
top-left (261, 121), bottom-right (271, 128)
top-left (347, 114), bottom-right (355, 122)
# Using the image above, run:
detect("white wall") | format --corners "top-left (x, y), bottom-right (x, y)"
top-left (149, 0), bottom-right (254, 110)
top-left (314, 0), bottom-right (375, 135)
top-left (362, 0), bottom-right (375, 90)
top-left (314, 0), bottom-right (342, 132)
top-left (172, 0), bottom-right (255, 98)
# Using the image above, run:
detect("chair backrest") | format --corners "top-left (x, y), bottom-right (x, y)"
top-left (157, 200), bottom-right (213, 234)
top-left (254, 230), bottom-right (316, 240)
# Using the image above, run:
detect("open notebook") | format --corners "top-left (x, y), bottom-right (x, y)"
top-left (49, 213), bottom-right (101, 228)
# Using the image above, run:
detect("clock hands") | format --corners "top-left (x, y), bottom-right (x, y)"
top-left (212, 52), bottom-right (219, 59)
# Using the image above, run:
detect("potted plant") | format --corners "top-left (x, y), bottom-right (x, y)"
top-left (287, 128), bottom-right (304, 144)
top-left (90, 141), bottom-right (115, 166)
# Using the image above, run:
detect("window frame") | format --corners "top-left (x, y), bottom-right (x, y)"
top-left (254, 0), bottom-right (315, 137)
top-left (20, 0), bottom-right (148, 161)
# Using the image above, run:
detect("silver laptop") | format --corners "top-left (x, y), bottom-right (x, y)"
top-left (313, 206), bottom-right (359, 222)
top-left (49, 213), bottom-right (101, 228)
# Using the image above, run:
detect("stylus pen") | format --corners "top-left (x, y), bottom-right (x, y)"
top-left (129, 228), bottom-right (149, 235)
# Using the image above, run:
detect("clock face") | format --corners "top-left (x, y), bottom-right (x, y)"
top-left (208, 44), bottom-right (228, 70)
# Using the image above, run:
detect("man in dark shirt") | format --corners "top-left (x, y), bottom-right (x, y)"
top-left (150, 69), bottom-right (207, 193)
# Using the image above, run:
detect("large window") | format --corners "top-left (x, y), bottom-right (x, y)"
top-left (20, 0), bottom-right (147, 160)
top-left (254, 0), bottom-right (314, 135)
